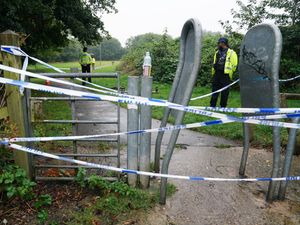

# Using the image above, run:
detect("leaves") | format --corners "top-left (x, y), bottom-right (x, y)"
top-left (34, 194), bottom-right (52, 209)
top-left (222, 0), bottom-right (300, 31)
top-left (0, 0), bottom-right (117, 55)
top-left (0, 165), bottom-right (36, 200)
top-left (37, 209), bottom-right (49, 224)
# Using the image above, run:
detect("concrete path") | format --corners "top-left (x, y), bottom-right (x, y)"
top-left (75, 100), bottom-right (300, 225)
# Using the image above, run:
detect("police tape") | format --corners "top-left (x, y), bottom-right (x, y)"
top-left (190, 79), bottom-right (240, 101)
top-left (0, 65), bottom-right (300, 116)
top-left (6, 143), bottom-right (300, 182)
top-left (1, 62), bottom-right (299, 116)
top-left (191, 106), bottom-right (300, 114)
top-left (3, 113), bottom-right (300, 144)
top-left (0, 62), bottom-right (157, 102)
top-left (0, 45), bottom-right (118, 93)
top-left (0, 63), bottom-right (119, 97)
top-left (0, 76), bottom-right (300, 130)
top-left (2, 45), bottom-right (299, 103)
top-left (279, 75), bottom-right (300, 82)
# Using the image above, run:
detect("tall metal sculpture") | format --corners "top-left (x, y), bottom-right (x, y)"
top-left (153, 18), bottom-right (203, 204)
top-left (238, 23), bottom-right (282, 201)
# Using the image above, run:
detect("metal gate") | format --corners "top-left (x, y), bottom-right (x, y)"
top-left (26, 72), bottom-right (121, 181)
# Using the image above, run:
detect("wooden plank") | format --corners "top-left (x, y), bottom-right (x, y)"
top-left (281, 93), bottom-right (300, 100)
top-left (0, 107), bottom-right (8, 119)
top-left (0, 30), bottom-right (32, 178)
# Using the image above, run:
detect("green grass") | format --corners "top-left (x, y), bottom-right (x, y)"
top-left (28, 60), bottom-right (116, 73)
top-left (29, 61), bottom-right (300, 148)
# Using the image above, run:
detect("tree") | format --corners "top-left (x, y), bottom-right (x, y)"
top-left (231, 0), bottom-right (268, 30)
top-left (221, 0), bottom-right (300, 31)
top-left (0, 0), bottom-right (117, 55)
top-left (221, 0), bottom-right (300, 90)
top-left (266, 0), bottom-right (300, 26)
top-left (151, 29), bottom-right (179, 82)
top-left (89, 38), bottom-right (125, 60)
top-left (120, 33), bottom-right (163, 75)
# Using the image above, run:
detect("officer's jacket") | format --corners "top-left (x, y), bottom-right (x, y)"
top-left (212, 48), bottom-right (238, 80)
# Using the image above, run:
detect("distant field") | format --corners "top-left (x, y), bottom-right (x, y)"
top-left (28, 60), bottom-right (118, 73)
top-left (30, 61), bottom-right (300, 148)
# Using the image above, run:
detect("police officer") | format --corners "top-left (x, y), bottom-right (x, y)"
top-left (79, 47), bottom-right (93, 85)
top-left (210, 37), bottom-right (238, 108)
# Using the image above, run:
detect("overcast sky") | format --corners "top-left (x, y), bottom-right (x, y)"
top-left (102, 0), bottom-right (239, 46)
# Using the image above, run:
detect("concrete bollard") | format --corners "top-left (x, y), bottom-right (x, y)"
top-left (127, 76), bottom-right (140, 187)
top-left (139, 76), bottom-right (152, 188)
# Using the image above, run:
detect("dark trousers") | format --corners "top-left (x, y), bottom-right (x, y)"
top-left (81, 64), bottom-right (91, 85)
top-left (210, 71), bottom-right (230, 108)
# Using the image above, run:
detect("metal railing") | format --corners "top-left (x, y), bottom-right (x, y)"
top-left (26, 72), bottom-right (121, 181)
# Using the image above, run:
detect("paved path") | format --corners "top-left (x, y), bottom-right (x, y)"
top-left (75, 99), bottom-right (300, 225)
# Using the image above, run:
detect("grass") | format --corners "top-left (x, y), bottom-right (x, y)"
top-left (29, 60), bottom-right (300, 148)
top-left (68, 171), bottom-right (177, 225)
top-left (28, 60), bottom-right (116, 73)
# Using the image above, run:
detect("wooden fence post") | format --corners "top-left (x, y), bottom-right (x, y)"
top-left (0, 30), bottom-right (32, 178)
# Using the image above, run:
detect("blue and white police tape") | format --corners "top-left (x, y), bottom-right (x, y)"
top-left (3, 113), bottom-right (300, 144)
top-left (2, 45), bottom-right (299, 102)
top-left (0, 76), bottom-right (299, 130)
top-left (1, 60), bottom-right (299, 116)
top-left (0, 63), bottom-right (120, 97)
top-left (279, 75), bottom-right (300, 82)
top-left (0, 63), bottom-right (158, 102)
top-left (7, 143), bottom-right (300, 182)
top-left (191, 106), bottom-right (300, 114)
top-left (0, 45), bottom-right (118, 93)
top-left (190, 79), bottom-right (240, 101)
top-left (1, 62), bottom-right (299, 116)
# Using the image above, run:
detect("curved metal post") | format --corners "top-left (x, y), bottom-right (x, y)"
top-left (278, 117), bottom-right (299, 200)
top-left (159, 18), bottom-right (203, 204)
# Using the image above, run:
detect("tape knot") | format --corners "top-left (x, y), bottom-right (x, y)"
top-left (0, 138), bottom-right (9, 146)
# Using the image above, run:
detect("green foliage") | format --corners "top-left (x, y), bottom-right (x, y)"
top-left (119, 33), bottom-right (163, 75)
top-left (0, 0), bottom-right (117, 55)
top-left (0, 164), bottom-right (36, 199)
top-left (231, 0), bottom-right (268, 30)
top-left (119, 31), bottom-right (179, 81)
top-left (34, 194), bottom-right (52, 209)
top-left (222, 0), bottom-right (300, 31)
top-left (151, 30), bottom-right (180, 83)
top-left (120, 30), bottom-right (243, 86)
top-left (35, 194), bottom-right (52, 224)
top-left (0, 119), bottom-right (18, 167)
top-left (279, 24), bottom-right (300, 91)
top-left (37, 209), bottom-right (49, 224)
top-left (89, 38), bottom-right (126, 61)
top-left (71, 172), bottom-right (158, 225)
top-left (221, 0), bottom-right (300, 90)
top-left (266, 0), bottom-right (300, 26)
top-left (75, 167), bottom-right (87, 188)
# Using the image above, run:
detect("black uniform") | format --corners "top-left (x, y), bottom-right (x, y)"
top-left (81, 64), bottom-right (91, 83)
top-left (210, 49), bottom-right (231, 108)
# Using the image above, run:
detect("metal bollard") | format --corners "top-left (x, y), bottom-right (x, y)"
top-left (278, 117), bottom-right (300, 200)
top-left (127, 76), bottom-right (140, 187)
top-left (139, 76), bottom-right (153, 188)
top-left (239, 123), bottom-right (251, 176)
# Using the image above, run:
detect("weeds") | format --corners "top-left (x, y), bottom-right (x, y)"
top-left (71, 168), bottom-right (176, 225)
